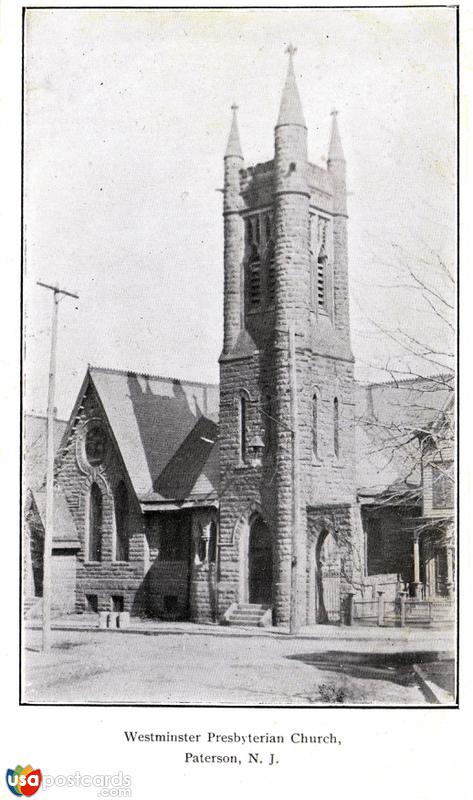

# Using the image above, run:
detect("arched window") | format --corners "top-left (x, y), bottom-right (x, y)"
top-left (309, 214), bottom-right (332, 315)
top-left (85, 424), bottom-right (107, 466)
top-left (114, 480), bottom-right (129, 562)
top-left (248, 245), bottom-right (261, 309)
top-left (333, 397), bottom-right (339, 457)
top-left (89, 483), bottom-right (102, 562)
top-left (316, 251), bottom-right (327, 310)
top-left (312, 394), bottom-right (319, 458)
top-left (208, 521), bottom-right (217, 564)
top-left (197, 536), bottom-right (206, 563)
top-left (239, 395), bottom-right (247, 463)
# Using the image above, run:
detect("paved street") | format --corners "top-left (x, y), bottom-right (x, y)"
top-left (23, 623), bottom-right (455, 706)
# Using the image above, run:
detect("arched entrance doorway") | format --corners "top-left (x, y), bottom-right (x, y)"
top-left (315, 530), bottom-right (341, 623)
top-left (248, 517), bottom-right (272, 605)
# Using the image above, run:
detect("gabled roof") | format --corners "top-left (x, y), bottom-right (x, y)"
top-left (55, 365), bottom-right (454, 510)
top-left (26, 487), bottom-right (80, 549)
top-left (60, 367), bottom-right (220, 507)
top-left (24, 415), bottom-right (67, 491)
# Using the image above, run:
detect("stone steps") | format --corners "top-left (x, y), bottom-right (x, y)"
top-left (225, 603), bottom-right (271, 627)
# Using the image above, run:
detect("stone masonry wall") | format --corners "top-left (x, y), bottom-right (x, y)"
top-left (55, 383), bottom-right (146, 614)
top-left (218, 104), bottom-right (359, 626)
top-left (189, 508), bottom-right (219, 622)
top-left (223, 151), bottom-right (244, 354)
top-left (306, 503), bottom-right (355, 624)
top-left (218, 354), bottom-right (275, 614)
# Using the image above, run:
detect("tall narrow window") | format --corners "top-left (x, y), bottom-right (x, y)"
top-left (333, 397), bottom-right (339, 457)
top-left (245, 217), bottom-right (253, 247)
top-left (254, 214), bottom-right (261, 245)
top-left (267, 244), bottom-right (276, 305)
top-left (317, 252), bottom-right (327, 310)
top-left (114, 480), bottom-right (129, 561)
top-left (197, 527), bottom-right (207, 563)
top-left (432, 461), bottom-right (454, 509)
top-left (318, 216), bottom-right (329, 250)
top-left (89, 483), bottom-right (102, 562)
top-left (310, 214), bottom-right (332, 315)
top-left (248, 245), bottom-right (261, 309)
top-left (312, 394), bottom-right (319, 458)
top-left (239, 395), bottom-right (247, 463)
top-left (208, 521), bottom-right (217, 564)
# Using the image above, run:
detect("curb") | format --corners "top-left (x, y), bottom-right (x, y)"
top-left (413, 664), bottom-right (456, 705)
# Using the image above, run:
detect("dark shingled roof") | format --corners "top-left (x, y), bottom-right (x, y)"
top-left (28, 487), bottom-right (80, 548)
top-left (87, 367), bottom-right (220, 505)
top-left (50, 367), bottom-right (453, 511)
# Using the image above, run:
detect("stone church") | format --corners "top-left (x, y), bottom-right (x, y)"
top-left (218, 48), bottom-right (360, 627)
top-left (24, 52), bottom-right (454, 628)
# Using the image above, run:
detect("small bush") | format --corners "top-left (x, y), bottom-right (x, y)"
top-left (318, 683), bottom-right (346, 704)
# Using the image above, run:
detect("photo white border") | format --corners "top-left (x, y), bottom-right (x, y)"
top-left (1, 2), bottom-right (471, 797)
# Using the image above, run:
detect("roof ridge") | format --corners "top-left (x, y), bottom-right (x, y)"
top-left (88, 364), bottom-right (219, 389)
top-left (361, 371), bottom-right (454, 388)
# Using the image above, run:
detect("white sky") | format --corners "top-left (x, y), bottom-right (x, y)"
top-left (23, 6), bottom-right (456, 419)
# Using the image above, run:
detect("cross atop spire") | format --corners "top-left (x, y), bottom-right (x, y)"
top-left (277, 45), bottom-right (306, 128)
top-left (225, 103), bottom-right (243, 159)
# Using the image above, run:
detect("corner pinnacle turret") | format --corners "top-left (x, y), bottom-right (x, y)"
top-left (328, 109), bottom-right (345, 164)
top-left (225, 103), bottom-right (243, 158)
top-left (276, 44), bottom-right (306, 128)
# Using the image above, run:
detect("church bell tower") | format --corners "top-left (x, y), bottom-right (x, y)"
top-left (217, 48), bottom-right (358, 628)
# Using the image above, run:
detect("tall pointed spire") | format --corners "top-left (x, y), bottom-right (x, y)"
top-left (328, 109), bottom-right (345, 163)
top-left (225, 103), bottom-right (243, 158)
top-left (277, 44), bottom-right (306, 128)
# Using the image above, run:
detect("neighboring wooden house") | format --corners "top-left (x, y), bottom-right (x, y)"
top-left (417, 394), bottom-right (455, 598)
top-left (355, 375), bottom-right (455, 600)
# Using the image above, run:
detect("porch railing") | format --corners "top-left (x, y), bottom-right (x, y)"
top-left (347, 592), bottom-right (454, 628)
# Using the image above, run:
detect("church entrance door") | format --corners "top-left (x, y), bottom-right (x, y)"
top-left (248, 517), bottom-right (272, 605)
top-left (316, 531), bottom-right (341, 623)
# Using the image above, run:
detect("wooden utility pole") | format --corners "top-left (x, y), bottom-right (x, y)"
top-left (288, 323), bottom-right (301, 634)
top-left (37, 281), bottom-right (78, 652)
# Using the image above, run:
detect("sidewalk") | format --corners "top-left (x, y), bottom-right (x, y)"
top-left (25, 613), bottom-right (455, 653)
